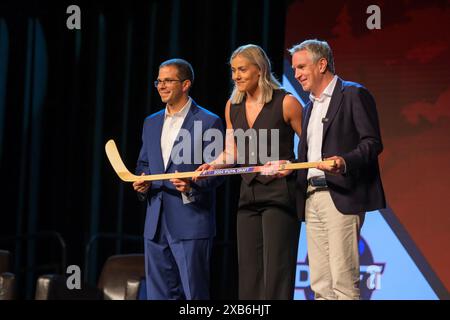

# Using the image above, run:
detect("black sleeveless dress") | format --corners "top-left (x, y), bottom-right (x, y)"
top-left (229, 89), bottom-right (297, 213)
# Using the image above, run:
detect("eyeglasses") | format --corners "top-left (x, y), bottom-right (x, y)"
top-left (154, 79), bottom-right (186, 88)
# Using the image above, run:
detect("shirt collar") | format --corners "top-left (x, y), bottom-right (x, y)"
top-left (164, 97), bottom-right (192, 119)
top-left (309, 75), bottom-right (338, 103)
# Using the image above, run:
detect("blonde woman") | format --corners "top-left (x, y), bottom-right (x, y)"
top-left (197, 44), bottom-right (302, 299)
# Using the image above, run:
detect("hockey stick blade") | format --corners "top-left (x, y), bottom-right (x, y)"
top-left (105, 140), bottom-right (142, 182)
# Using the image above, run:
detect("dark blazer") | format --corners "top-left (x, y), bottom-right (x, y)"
top-left (296, 77), bottom-right (386, 218)
top-left (136, 100), bottom-right (224, 240)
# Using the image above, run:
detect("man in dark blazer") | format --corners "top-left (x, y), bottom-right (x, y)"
top-left (289, 39), bottom-right (386, 299)
top-left (133, 59), bottom-right (224, 300)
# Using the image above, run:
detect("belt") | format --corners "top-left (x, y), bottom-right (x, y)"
top-left (306, 177), bottom-right (328, 199)
top-left (308, 176), bottom-right (327, 187)
top-left (306, 187), bottom-right (328, 199)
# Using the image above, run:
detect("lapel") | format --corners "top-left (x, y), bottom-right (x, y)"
top-left (164, 100), bottom-right (199, 172)
top-left (322, 77), bottom-right (344, 140)
top-left (151, 111), bottom-right (166, 173)
top-left (300, 101), bottom-right (313, 157)
top-left (303, 101), bottom-right (313, 134)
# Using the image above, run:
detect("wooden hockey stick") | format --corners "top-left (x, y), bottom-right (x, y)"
top-left (105, 139), bottom-right (335, 182)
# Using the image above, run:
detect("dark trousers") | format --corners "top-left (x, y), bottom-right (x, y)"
top-left (237, 177), bottom-right (300, 300)
top-left (237, 207), bottom-right (300, 300)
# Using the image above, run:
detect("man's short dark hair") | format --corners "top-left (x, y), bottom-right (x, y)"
top-left (160, 58), bottom-right (194, 84)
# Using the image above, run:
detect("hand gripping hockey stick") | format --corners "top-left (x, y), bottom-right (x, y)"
top-left (105, 139), bottom-right (336, 182)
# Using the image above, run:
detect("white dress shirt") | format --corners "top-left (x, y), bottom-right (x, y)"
top-left (160, 97), bottom-right (194, 203)
top-left (307, 75), bottom-right (338, 179)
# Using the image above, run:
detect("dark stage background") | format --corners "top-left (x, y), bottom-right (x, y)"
top-left (0, 0), bottom-right (289, 299)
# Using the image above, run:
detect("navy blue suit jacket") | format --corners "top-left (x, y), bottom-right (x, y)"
top-left (296, 77), bottom-right (386, 217)
top-left (136, 100), bottom-right (224, 240)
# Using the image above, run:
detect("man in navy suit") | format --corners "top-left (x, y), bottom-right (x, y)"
top-left (289, 40), bottom-right (386, 299)
top-left (133, 59), bottom-right (224, 300)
